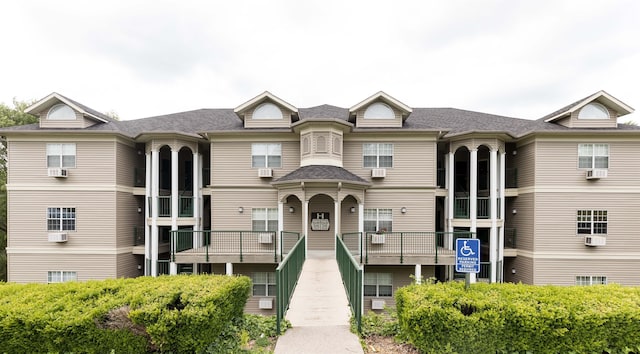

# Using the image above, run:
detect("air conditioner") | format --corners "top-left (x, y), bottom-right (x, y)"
top-left (48, 233), bottom-right (68, 243)
top-left (371, 234), bottom-right (385, 244)
top-left (48, 168), bottom-right (68, 178)
top-left (258, 298), bottom-right (273, 309)
top-left (371, 168), bottom-right (386, 178)
top-left (586, 169), bottom-right (607, 180)
top-left (258, 168), bottom-right (273, 178)
top-left (258, 233), bottom-right (273, 244)
top-left (585, 235), bottom-right (606, 246)
top-left (371, 299), bottom-right (386, 310)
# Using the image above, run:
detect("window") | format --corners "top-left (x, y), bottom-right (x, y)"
top-left (577, 210), bottom-right (607, 235)
top-left (578, 103), bottom-right (609, 120)
top-left (364, 102), bottom-right (394, 119)
top-left (578, 144), bottom-right (608, 169)
top-left (48, 271), bottom-right (77, 283)
top-left (253, 103), bottom-right (283, 120)
top-left (252, 208), bottom-right (278, 232)
top-left (47, 143), bottom-right (76, 168)
top-left (252, 272), bottom-right (276, 296)
top-left (364, 273), bottom-right (393, 297)
top-left (47, 207), bottom-right (76, 231)
top-left (252, 143), bottom-right (281, 168)
top-left (576, 276), bottom-right (607, 285)
top-left (363, 143), bottom-right (393, 168)
top-left (364, 209), bottom-right (392, 233)
top-left (47, 104), bottom-right (76, 120)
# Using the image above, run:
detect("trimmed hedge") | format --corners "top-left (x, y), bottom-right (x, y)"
top-left (396, 282), bottom-right (640, 354)
top-left (0, 274), bottom-right (251, 353)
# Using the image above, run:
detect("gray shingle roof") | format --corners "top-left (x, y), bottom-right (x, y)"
top-left (273, 165), bottom-right (370, 185)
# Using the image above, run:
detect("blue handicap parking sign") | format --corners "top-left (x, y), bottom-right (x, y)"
top-left (455, 238), bottom-right (480, 273)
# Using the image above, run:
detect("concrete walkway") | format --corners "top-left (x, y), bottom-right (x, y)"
top-left (274, 251), bottom-right (364, 354)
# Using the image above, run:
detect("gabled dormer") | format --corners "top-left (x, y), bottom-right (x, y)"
top-left (542, 90), bottom-right (634, 129)
top-left (25, 92), bottom-right (111, 129)
top-left (234, 91), bottom-right (298, 129)
top-left (349, 91), bottom-right (412, 128)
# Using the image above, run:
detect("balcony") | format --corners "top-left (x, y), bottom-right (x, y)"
top-left (152, 195), bottom-right (193, 218)
top-left (341, 231), bottom-right (474, 265)
top-left (169, 230), bottom-right (302, 264)
top-left (454, 196), bottom-right (494, 219)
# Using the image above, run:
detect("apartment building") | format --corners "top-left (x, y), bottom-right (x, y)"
top-left (2, 90), bottom-right (638, 313)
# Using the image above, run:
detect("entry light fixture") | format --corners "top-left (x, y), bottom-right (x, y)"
top-left (401, 207), bottom-right (407, 214)
top-left (512, 208), bottom-right (517, 215)
top-left (289, 206), bottom-right (295, 213)
top-left (511, 268), bottom-right (517, 274)
top-left (137, 207), bottom-right (142, 214)
top-left (238, 206), bottom-right (244, 213)
top-left (350, 206), bottom-right (356, 213)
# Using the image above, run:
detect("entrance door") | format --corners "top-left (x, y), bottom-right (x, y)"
top-left (307, 194), bottom-right (334, 251)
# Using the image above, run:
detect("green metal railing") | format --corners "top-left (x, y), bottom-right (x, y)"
top-left (179, 196), bottom-right (193, 217)
top-left (157, 260), bottom-right (170, 275)
top-left (478, 262), bottom-right (491, 279)
top-left (336, 235), bottom-right (363, 333)
top-left (280, 231), bottom-right (301, 261)
top-left (477, 197), bottom-right (490, 219)
top-left (276, 235), bottom-right (306, 334)
top-left (342, 231), bottom-right (473, 264)
top-left (158, 196), bottom-right (171, 217)
top-left (454, 197), bottom-right (470, 218)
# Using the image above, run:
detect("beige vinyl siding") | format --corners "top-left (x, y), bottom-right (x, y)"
top-left (211, 190), bottom-right (278, 230)
top-left (244, 106), bottom-right (294, 129)
top-left (234, 263), bottom-right (277, 315)
top-left (283, 197), bottom-right (303, 234)
top-left (514, 141), bottom-right (535, 188)
top-left (115, 140), bottom-right (139, 186)
top-left (8, 253), bottom-right (116, 283)
top-left (116, 253), bottom-right (142, 278)
top-left (38, 110), bottom-right (96, 129)
top-left (116, 191), bottom-right (139, 248)
top-left (533, 259), bottom-right (640, 286)
top-left (341, 196), bottom-right (359, 234)
top-left (510, 193), bottom-right (534, 252)
top-left (355, 108), bottom-right (403, 128)
top-left (7, 140), bottom-right (116, 185)
top-left (343, 139), bottom-right (436, 187)
top-left (534, 192), bottom-right (640, 253)
top-left (560, 107), bottom-right (618, 129)
top-left (8, 190), bottom-right (117, 248)
top-left (362, 265), bottom-right (423, 312)
top-left (504, 255), bottom-right (534, 284)
top-left (210, 140), bottom-right (300, 187)
top-left (363, 190), bottom-right (435, 232)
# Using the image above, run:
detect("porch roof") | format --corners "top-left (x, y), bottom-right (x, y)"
top-left (272, 165), bottom-right (371, 186)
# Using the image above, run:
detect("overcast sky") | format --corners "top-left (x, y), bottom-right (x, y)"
top-left (1, 0), bottom-right (639, 122)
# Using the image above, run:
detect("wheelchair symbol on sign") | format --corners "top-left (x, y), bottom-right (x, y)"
top-left (460, 240), bottom-right (475, 257)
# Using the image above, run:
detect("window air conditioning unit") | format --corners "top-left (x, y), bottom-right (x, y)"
top-left (371, 234), bottom-right (385, 244)
top-left (258, 233), bottom-right (273, 244)
top-left (48, 233), bottom-right (68, 243)
top-left (586, 169), bottom-right (607, 180)
top-left (584, 235), bottom-right (606, 246)
top-left (371, 299), bottom-right (386, 310)
top-left (258, 298), bottom-right (273, 309)
top-left (371, 168), bottom-right (386, 178)
top-left (258, 168), bottom-right (273, 178)
top-left (48, 168), bottom-right (68, 178)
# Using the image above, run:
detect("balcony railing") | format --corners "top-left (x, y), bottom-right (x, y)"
top-left (276, 235), bottom-right (306, 334)
top-left (455, 196), bottom-right (498, 219)
top-left (179, 196), bottom-right (193, 217)
top-left (158, 196), bottom-right (171, 217)
top-left (477, 197), bottom-right (490, 219)
top-left (336, 235), bottom-right (363, 333)
top-left (169, 230), bottom-right (302, 263)
top-left (454, 197), bottom-right (470, 218)
top-left (157, 260), bottom-right (170, 275)
top-left (341, 231), bottom-right (474, 264)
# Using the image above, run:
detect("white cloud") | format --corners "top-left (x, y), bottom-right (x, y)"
top-left (0, 0), bottom-right (638, 122)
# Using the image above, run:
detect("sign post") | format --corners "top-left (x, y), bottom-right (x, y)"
top-left (455, 238), bottom-right (480, 290)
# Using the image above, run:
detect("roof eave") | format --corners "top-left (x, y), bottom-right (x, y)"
top-left (233, 91), bottom-right (299, 115)
top-left (349, 91), bottom-right (413, 116)
top-left (25, 92), bottom-right (108, 123)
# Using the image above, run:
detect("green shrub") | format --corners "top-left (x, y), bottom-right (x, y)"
top-left (395, 282), bottom-right (640, 354)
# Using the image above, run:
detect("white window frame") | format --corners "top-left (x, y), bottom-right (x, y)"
top-left (364, 272), bottom-right (393, 297)
top-left (47, 207), bottom-right (76, 231)
top-left (46, 143), bottom-right (76, 168)
top-left (47, 104), bottom-right (76, 120)
top-left (252, 103), bottom-right (283, 120)
top-left (364, 208), bottom-right (393, 233)
top-left (363, 143), bottom-right (393, 168)
top-left (364, 102), bottom-right (395, 120)
top-left (578, 143), bottom-right (608, 169)
top-left (252, 208), bottom-right (278, 232)
top-left (576, 210), bottom-right (607, 235)
top-left (251, 272), bottom-right (276, 296)
top-left (578, 103), bottom-right (609, 120)
top-left (47, 271), bottom-right (77, 283)
top-left (575, 275), bottom-right (607, 285)
top-left (251, 143), bottom-right (282, 168)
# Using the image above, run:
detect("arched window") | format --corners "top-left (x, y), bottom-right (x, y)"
top-left (364, 102), bottom-right (394, 119)
top-left (253, 103), bottom-right (283, 120)
top-left (47, 104), bottom-right (76, 120)
top-left (578, 103), bottom-right (609, 120)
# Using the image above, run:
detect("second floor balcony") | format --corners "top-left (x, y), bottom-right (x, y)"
top-left (148, 196), bottom-right (194, 218)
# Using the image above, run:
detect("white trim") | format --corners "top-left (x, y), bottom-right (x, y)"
top-left (25, 92), bottom-right (108, 123)
top-left (7, 247), bottom-right (139, 254)
top-left (234, 91), bottom-right (298, 114)
top-left (514, 250), bottom-right (640, 260)
top-left (544, 90), bottom-right (634, 122)
top-left (349, 91), bottom-right (412, 115)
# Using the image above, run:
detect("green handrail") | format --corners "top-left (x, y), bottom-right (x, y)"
top-left (336, 235), bottom-right (363, 333)
top-left (276, 235), bottom-right (306, 334)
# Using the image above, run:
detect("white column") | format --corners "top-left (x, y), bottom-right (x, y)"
top-left (192, 151), bottom-right (199, 272)
top-left (415, 264), bottom-right (422, 284)
top-left (144, 152), bottom-right (151, 276)
top-left (278, 202), bottom-right (284, 257)
top-left (225, 263), bottom-right (233, 276)
top-left (447, 152), bottom-right (454, 234)
top-left (198, 154), bottom-right (204, 230)
top-left (489, 149), bottom-right (498, 283)
top-left (151, 149), bottom-right (159, 276)
top-left (334, 200), bottom-right (340, 249)
top-left (303, 200), bottom-right (309, 255)
top-left (499, 151), bottom-right (506, 282)
top-left (469, 148), bottom-right (478, 284)
top-left (170, 149), bottom-right (179, 276)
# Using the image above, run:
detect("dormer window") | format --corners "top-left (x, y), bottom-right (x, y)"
top-left (253, 103), bottom-right (283, 120)
top-left (364, 102), bottom-right (394, 120)
top-left (578, 103), bottom-right (609, 120)
top-left (47, 104), bottom-right (76, 120)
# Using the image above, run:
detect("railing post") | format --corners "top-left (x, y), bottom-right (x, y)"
top-left (400, 232), bottom-right (404, 264)
top-left (274, 231), bottom-right (278, 263)
top-left (239, 231), bottom-right (243, 262)
top-left (435, 232), bottom-right (439, 264)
